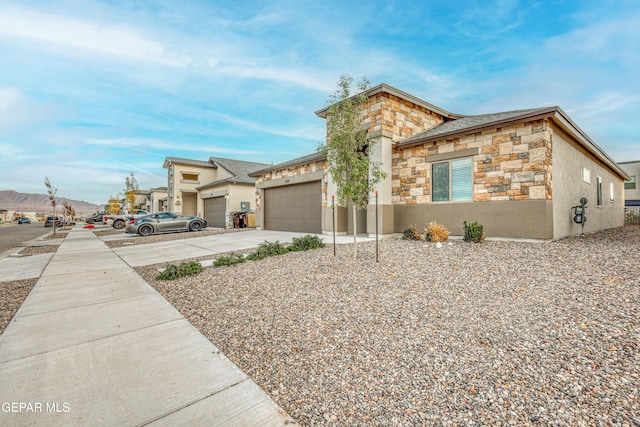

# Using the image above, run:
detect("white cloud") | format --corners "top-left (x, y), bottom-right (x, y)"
top-left (0, 7), bottom-right (187, 67)
top-left (84, 137), bottom-right (265, 156)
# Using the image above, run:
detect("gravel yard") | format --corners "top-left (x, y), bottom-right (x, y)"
top-left (0, 278), bottom-right (37, 335)
top-left (139, 227), bottom-right (640, 426)
top-left (18, 245), bottom-right (59, 256)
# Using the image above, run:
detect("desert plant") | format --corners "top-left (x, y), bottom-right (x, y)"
top-left (463, 220), bottom-right (486, 243)
top-left (156, 261), bottom-right (203, 280)
top-left (424, 221), bottom-right (449, 242)
top-left (402, 224), bottom-right (421, 241)
top-left (214, 253), bottom-right (246, 267)
top-left (289, 234), bottom-right (325, 251)
top-left (246, 240), bottom-right (290, 261)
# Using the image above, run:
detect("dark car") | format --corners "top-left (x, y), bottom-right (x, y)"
top-left (125, 212), bottom-right (207, 236)
top-left (44, 216), bottom-right (62, 227)
top-left (86, 213), bottom-right (105, 224)
top-left (17, 217), bottom-right (31, 224)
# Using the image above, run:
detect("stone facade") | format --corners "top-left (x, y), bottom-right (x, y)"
top-left (392, 119), bottom-right (553, 204)
top-left (255, 160), bottom-right (328, 208)
top-left (361, 93), bottom-right (445, 143)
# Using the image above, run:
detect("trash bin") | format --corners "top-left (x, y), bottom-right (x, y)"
top-left (232, 212), bottom-right (247, 228)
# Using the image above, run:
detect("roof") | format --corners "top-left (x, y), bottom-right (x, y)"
top-left (315, 83), bottom-right (462, 120)
top-left (197, 157), bottom-right (270, 188)
top-left (400, 107), bottom-right (557, 147)
top-left (398, 106), bottom-right (629, 181)
top-left (163, 157), bottom-right (216, 169)
top-left (149, 186), bottom-right (167, 191)
top-left (248, 151), bottom-right (327, 176)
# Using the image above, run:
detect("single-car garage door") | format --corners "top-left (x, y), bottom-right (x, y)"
top-left (264, 181), bottom-right (321, 233)
top-left (204, 196), bottom-right (226, 228)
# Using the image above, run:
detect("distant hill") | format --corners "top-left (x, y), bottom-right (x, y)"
top-left (0, 190), bottom-right (103, 215)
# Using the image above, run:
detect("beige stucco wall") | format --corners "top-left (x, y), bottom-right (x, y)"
top-left (168, 163), bottom-right (228, 215)
top-left (551, 126), bottom-right (624, 238)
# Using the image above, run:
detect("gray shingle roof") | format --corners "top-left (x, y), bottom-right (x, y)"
top-left (248, 151), bottom-right (327, 176)
top-left (399, 107), bottom-right (558, 147)
top-left (197, 157), bottom-right (270, 188)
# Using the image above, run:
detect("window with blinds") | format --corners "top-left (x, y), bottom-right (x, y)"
top-left (432, 158), bottom-right (473, 202)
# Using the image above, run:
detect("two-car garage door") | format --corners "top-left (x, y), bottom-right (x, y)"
top-left (264, 181), bottom-right (321, 234)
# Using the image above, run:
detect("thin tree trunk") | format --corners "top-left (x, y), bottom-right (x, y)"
top-left (352, 203), bottom-right (357, 260)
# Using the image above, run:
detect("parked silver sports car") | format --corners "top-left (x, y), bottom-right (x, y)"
top-left (125, 212), bottom-right (207, 236)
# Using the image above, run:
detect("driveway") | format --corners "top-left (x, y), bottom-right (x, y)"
top-left (111, 229), bottom-right (373, 267)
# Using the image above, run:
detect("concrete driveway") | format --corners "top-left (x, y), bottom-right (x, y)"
top-left (111, 229), bottom-right (373, 267)
top-left (0, 228), bottom-right (373, 281)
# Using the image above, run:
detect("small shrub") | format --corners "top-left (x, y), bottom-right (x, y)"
top-left (246, 240), bottom-right (289, 261)
top-left (402, 224), bottom-right (421, 241)
top-left (214, 252), bottom-right (246, 267)
top-left (289, 234), bottom-right (325, 251)
top-left (156, 261), bottom-right (203, 280)
top-left (424, 221), bottom-right (449, 242)
top-left (463, 220), bottom-right (486, 243)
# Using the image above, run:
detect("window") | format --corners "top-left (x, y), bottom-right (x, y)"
top-left (596, 176), bottom-right (603, 206)
top-left (610, 182), bottom-right (615, 202)
top-left (181, 172), bottom-right (199, 181)
top-left (583, 168), bottom-right (591, 184)
top-left (432, 158), bottom-right (473, 202)
top-left (625, 175), bottom-right (636, 190)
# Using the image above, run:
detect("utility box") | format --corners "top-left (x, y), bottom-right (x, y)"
top-left (240, 201), bottom-right (250, 212)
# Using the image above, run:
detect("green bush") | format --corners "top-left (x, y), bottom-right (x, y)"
top-left (289, 234), bottom-right (325, 251)
top-left (246, 240), bottom-right (289, 261)
top-left (214, 253), bottom-right (246, 267)
top-left (403, 224), bottom-right (421, 241)
top-left (463, 220), bottom-right (485, 243)
top-left (156, 261), bottom-right (203, 280)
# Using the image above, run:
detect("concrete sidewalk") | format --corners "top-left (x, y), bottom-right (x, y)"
top-left (0, 227), bottom-right (295, 426)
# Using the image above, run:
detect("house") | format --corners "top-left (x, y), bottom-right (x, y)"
top-left (163, 156), bottom-right (269, 228)
top-left (249, 84), bottom-right (628, 239)
top-left (148, 186), bottom-right (168, 212)
top-left (619, 160), bottom-right (640, 206)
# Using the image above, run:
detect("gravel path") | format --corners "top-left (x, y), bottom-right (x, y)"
top-left (138, 227), bottom-right (640, 426)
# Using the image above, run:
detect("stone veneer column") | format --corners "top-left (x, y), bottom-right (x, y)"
top-left (367, 130), bottom-right (394, 236)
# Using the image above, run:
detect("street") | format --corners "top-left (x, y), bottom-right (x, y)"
top-left (0, 223), bottom-right (52, 255)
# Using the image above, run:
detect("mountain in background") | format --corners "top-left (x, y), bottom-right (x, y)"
top-left (0, 190), bottom-right (103, 215)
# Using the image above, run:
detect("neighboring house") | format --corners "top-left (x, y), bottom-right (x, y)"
top-left (250, 83), bottom-right (628, 239)
top-left (163, 156), bottom-right (269, 228)
top-left (619, 160), bottom-right (640, 206)
top-left (148, 186), bottom-right (168, 212)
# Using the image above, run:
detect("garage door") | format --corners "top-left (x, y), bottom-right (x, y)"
top-left (264, 181), bottom-right (321, 233)
top-left (204, 196), bottom-right (226, 228)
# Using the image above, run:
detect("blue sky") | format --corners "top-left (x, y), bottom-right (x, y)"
top-left (1, 0), bottom-right (639, 205)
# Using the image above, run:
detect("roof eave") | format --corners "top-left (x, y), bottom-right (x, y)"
top-left (550, 109), bottom-right (630, 181)
top-left (248, 153), bottom-right (327, 177)
top-left (315, 83), bottom-right (461, 120)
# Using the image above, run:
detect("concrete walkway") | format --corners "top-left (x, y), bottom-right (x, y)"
top-left (0, 227), bottom-right (295, 426)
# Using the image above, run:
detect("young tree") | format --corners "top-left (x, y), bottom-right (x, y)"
top-left (124, 172), bottom-right (138, 213)
top-left (320, 75), bottom-right (386, 260)
top-left (44, 176), bottom-right (58, 237)
top-left (107, 195), bottom-right (122, 214)
top-left (62, 200), bottom-right (75, 226)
